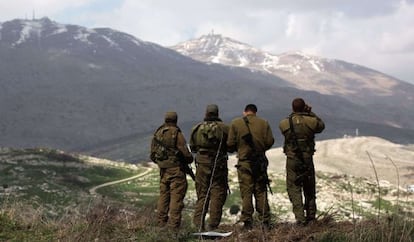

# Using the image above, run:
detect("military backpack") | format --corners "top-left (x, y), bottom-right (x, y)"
top-left (151, 125), bottom-right (179, 162)
top-left (194, 121), bottom-right (224, 149)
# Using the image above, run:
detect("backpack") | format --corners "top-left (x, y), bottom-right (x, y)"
top-left (195, 121), bottom-right (223, 149)
top-left (151, 126), bottom-right (179, 162)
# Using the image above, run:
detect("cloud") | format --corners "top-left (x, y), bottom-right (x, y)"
top-left (0, 0), bottom-right (413, 82)
top-left (0, 0), bottom-right (94, 20)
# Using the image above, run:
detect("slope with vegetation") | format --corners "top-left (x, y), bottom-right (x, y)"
top-left (0, 144), bottom-right (413, 241)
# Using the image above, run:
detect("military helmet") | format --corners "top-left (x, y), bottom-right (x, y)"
top-left (206, 104), bottom-right (219, 116)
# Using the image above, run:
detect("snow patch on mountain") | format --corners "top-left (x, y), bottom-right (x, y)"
top-left (14, 20), bottom-right (43, 46)
top-left (5, 18), bottom-right (150, 53)
top-left (126, 34), bottom-right (142, 46)
top-left (171, 34), bottom-right (406, 97)
top-left (49, 24), bottom-right (68, 36)
top-left (88, 63), bottom-right (102, 70)
top-left (74, 28), bottom-right (95, 45)
top-left (101, 34), bottom-right (121, 49)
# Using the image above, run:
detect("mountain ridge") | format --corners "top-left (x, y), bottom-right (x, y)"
top-left (172, 33), bottom-right (414, 99)
top-left (1, 18), bottom-right (414, 161)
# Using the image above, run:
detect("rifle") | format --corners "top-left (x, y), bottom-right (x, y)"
top-left (288, 115), bottom-right (311, 186)
top-left (175, 149), bottom-right (196, 181)
top-left (152, 137), bottom-right (195, 181)
top-left (242, 117), bottom-right (273, 195)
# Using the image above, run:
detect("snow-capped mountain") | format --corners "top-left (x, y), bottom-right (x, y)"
top-left (0, 17), bottom-right (154, 51)
top-left (172, 34), bottom-right (414, 132)
top-left (0, 18), bottom-right (290, 159)
top-left (172, 34), bottom-right (414, 99)
top-left (1, 18), bottom-right (414, 162)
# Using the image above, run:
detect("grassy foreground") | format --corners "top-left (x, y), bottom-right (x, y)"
top-left (0, 200), bottom-right (413, 242)
top-left (0, 147), bottom-right (413, 241)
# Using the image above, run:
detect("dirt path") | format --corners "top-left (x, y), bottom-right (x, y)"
top-left (89, 168), bottom-right (152, 196)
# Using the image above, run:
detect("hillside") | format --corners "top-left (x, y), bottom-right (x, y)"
top-left (172, 34), bottom-right (414, 130)
top-left (172, 33), bottom-right (414, 99)
top-left (0, 141), bottom-right (413, 240)
top-left (0, 17), bottom-right (285, 157)
top-left (1, 18), bottom-right (414, 162)
top-left (2, 136), bottom-right (414, 217)
top-left (263, 136), bottom-right (414, 187)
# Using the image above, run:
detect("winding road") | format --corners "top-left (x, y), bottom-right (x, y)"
top-left (89, 167), bottom-right (152, 196)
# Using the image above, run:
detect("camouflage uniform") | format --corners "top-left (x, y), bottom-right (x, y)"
top-left (227, 105), bottom-right (274, 228)
top-left (189, 104), bottom-right (229, 231)
top-left (150, 111), bottom-right (193, 229)
top-left (279, 103), bottom-right (325, 224)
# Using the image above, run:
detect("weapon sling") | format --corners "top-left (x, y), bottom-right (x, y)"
top-left (242, 117), bottom-right (273, 194)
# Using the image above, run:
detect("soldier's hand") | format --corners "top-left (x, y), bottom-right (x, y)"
top-left (304, 104), bottom-right (312, 113)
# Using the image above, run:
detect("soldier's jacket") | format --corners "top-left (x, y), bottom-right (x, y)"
top-left (279, 112), bottom-right (325, 158)
top-left (150, 123), bottom-right (193, 168)
top-left (227, 114), bottom-right (274, 160)
top-left (189, 117), bottom-right (229, 164)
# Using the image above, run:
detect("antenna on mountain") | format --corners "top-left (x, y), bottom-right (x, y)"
top-left (211, 29), bottom-right (214, 36)
top-left (32, 9), bottom-right (36, 20)
top-left (355, 128), bottom-right (359, 137)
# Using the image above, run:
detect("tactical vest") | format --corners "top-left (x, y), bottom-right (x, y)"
top-left (283, 115), bottom-right (316, 156)
top-left (151, 125), bottom-right (180, 168)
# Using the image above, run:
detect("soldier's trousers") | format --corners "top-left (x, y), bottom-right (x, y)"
top-left (286, 156), bottom-right (316, 223)
top-left (193, 163), bottom-right (227, 230)
top-left (236, 161), bottom-right (270, 224)
top-left (157, 166), bottom-right (188, 229)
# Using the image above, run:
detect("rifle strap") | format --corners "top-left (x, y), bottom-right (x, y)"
top-left (242, 116), bottom-right (256, 151)
top-left (243, 117), bottom-right (272, 194)
top-left (288, 116), bottom-right (297, 146)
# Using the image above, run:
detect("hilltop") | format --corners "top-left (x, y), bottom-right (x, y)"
top-left (172, 33), bottom-right (414, 104)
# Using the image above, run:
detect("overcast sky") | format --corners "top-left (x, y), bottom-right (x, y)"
top-left (1, 0), bottom-right (413, 83)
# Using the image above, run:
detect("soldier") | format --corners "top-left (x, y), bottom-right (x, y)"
top-left (190, 104), bottom-right (229, 231)
top-left (279, 98), bottom-right (325, 226)
top-left (150, 111), bottom-right (193, 230)
top-left (227, 104), bottom-right (274, 230)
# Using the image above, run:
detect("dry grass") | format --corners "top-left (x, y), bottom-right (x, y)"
top-left (1, 201), bottom-right (413, 242)
top-left (214, 213), bottom-right (413, 242)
